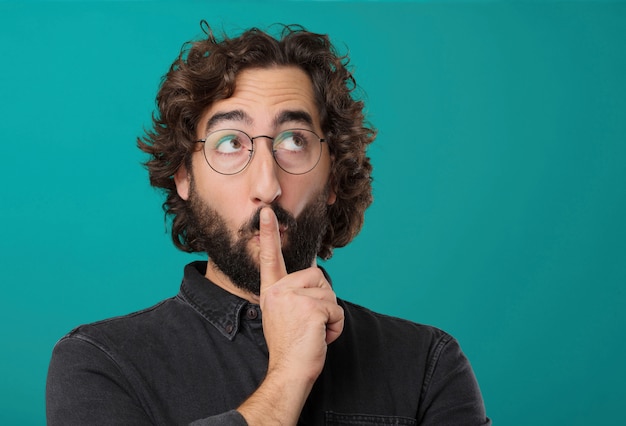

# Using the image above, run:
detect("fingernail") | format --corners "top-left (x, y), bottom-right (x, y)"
top-left (260, 208), bottom-right (271, 224)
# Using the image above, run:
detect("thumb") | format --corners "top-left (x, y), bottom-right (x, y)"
top-left (259, 207), bottom-right (287, 292)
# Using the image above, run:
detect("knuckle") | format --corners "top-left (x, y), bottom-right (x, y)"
top-left (258, 251), bottom-right (275, 266)
top-left (264, 283), bottom-right (283, 298)
top-left (311, 268), bottom-right (325, 280)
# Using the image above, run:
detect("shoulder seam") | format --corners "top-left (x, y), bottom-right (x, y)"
top-left (82, 298), bottom-right (174, 328)
top-left (420, 332), bottom-right (454, 404)
top-left (339, 298), bottom-right (440, 329)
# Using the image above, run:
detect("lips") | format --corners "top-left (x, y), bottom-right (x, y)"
top-left (242, 205), bottom-right (296, 243)
top-left (251, 225), bottom-right (288, 240)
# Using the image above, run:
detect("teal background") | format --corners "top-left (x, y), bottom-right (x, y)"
top-left (1, 1), bottom-right (625, 424)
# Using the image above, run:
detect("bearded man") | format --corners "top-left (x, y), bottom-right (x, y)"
top-left (46, 23), bottom-right (490, 426)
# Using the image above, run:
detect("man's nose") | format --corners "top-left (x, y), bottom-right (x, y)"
top-left (248, 140), bottom-right (282, 205)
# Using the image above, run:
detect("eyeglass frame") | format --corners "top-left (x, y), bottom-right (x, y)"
top-left (196, 128), bottom-right (327, 176)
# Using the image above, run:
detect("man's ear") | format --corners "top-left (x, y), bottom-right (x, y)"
top-left (326, 174), bottom-right (337, 206)
top-left (174, 164), bottom-right (190, 201)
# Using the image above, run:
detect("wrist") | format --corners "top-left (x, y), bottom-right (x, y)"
top-left (238, 369), bottom-right (314, 425)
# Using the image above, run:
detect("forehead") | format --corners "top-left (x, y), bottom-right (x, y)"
top-left (199, 66), bottom-right (321, 133)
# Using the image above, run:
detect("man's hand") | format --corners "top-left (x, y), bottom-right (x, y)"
top-left (238, 207), bottom-right (344, 424)
top-left (259, 207), bottom-right (344, 380)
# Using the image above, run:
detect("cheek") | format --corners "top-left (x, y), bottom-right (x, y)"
top-left (211, 187), bottom-right (249, 223)
top-left (191, 175), bottom-right (247, 227)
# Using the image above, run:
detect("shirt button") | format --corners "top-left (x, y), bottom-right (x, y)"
top-left (225, 323), bottom-right (234, 334)
top-left (246, 307), bottom-right (258, 320)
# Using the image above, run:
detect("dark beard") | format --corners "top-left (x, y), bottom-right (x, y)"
top-left (186, 180), bottom-right (330, 295)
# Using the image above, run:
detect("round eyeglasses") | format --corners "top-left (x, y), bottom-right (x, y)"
top-left (197, 128), bottom-right (326, 175)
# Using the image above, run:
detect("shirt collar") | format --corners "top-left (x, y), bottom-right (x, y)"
top-left (178, 261), bottom-right (249, 341)
top-left (177, 260), bottom-right (334, 341)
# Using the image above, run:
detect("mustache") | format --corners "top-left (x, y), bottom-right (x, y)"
top-left (239, 203), bottom-right (298, 236)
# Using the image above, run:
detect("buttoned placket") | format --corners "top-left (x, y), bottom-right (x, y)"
top-left (241, 304), bottom-right (267, 349)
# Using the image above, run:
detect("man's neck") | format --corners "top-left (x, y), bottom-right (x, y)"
top-left (205, 260), bottom-right (261, 304)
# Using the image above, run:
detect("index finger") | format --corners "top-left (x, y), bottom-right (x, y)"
top-left (259, 207), bottom-right (288, 292)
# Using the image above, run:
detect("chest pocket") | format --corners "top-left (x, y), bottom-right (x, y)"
top-left (325, 412), bottom-right (417, 426)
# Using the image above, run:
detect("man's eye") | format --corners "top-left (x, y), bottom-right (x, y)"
top-left (275, 132), bottom-right (308, 152)
top-left (214, 135), bottom-right (243, 153)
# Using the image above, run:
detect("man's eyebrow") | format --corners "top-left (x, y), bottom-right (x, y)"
top-left (274, 110), bottom-right (315, 128)
top-left (205, 109), bottom-right (315, 132)
top-left (206, 110), bottom-right (251, 131)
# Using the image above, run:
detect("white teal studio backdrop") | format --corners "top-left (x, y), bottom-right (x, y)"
top-left (1, 1), bottom-right (625, 424)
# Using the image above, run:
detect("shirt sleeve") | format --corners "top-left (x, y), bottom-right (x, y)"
top-left (46, 336), bottom-right (154, 425)
top-left (188, 411), bottom-right (248, 426)
top-left (46, 336), bottom-right (248, 426)
top-left (417, 335), bottom-right (491, 426)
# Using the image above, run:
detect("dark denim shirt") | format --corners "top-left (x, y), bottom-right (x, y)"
top-left (47, 261), bottom-right (490, 425)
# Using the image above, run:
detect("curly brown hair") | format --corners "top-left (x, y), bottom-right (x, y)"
top-left (138, 22), bottom-right (375, 260)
